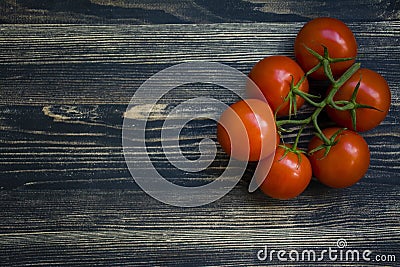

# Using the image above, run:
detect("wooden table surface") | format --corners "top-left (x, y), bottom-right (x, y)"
top-left (1, 1), bottom-right (399, 266)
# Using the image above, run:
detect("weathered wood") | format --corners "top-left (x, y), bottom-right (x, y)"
top-left (0, 103), bottom-right (399, 189)
top-left (0, 23), bottom-right (399, 188)
top-left (0, 187), bottom-right (399, 266)
top-left (0, 5), bottom-right (399, 266)
top-left (0, 0), bottom-right (399, 24)
top-left (0, 22), bottom-right (399, 105)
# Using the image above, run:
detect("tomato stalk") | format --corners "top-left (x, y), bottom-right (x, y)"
top-left (278, 125), bottom-right (306, 168)
top-left (276, 45), bottom-right (363, 153)
top-left (328, 78), bottom-right (383, 130)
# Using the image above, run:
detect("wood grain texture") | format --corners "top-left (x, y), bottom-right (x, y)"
top-left (1, 0), bottom-right (399, 24)
top-left (0, 187), bottom-right (399, 266)
top-left (0, 22), bottom-right (399, 105)
top-left (0, 22), bottom-right (399, 189)
top-left (0, 6), bottom-right (399, 267)
top-left (0, 103), bottom-right (399, 190)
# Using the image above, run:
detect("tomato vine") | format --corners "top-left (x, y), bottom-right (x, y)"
top-left (275, 45), bottom-right (379, 157)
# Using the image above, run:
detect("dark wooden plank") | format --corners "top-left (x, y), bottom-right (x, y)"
top-left (1, 0), bottom-right (399, 24)
top-left (0, 187), bottom-right (399, 266)
top-left (0, 23), bottom-right (398, 190)
top-left (0, 18), bottom-right (399, 267)
top-left (0, 24), bottom-right (398, 204)
top-left (0, 103), bottom-right (399, 190)
top-left (0, 22), bottom-right (399, 105)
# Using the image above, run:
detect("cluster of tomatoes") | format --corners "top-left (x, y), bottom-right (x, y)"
top-left (217, 17), bottom-right (391, 200)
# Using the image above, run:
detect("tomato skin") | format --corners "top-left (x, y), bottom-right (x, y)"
top-left (259, 146), bottom-right (312, 200)
top-left (217, 99), bottom-right (276, 162)
top-left (294, 17), bottom-right (357, 80)
top-left (248, 55), bottom-right (309, 116)
top-left (308, 128), bottom-right (370, 188)
top-left (327, 68), bottom-right (391, 132)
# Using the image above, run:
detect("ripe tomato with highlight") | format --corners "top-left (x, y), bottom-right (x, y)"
top-left (217, 99), bottom-right (276, 162)
top-left (248, 55), bottom-right (309, 116)
top-left (308, 128), bottom-right (370, 188)
top-left (327, 68), bottom-right (391, 132)
top-left (294, 17), bottom-right (358, 80)
top-left (259, 146), bottom-right (312, 200)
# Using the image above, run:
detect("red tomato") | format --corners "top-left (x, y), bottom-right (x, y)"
top-left (294, 17), bottom-right (358, 80)
top-left (327, 68), bottom-right (391, 132)
top-left (248, 55), bottom-right (309, 116)
top-left (259, 146), bottom-right (312, 200)
top-left (217, 99), bottom-right (276, 161)
top-left (308, 128), bottom-right (370, 188)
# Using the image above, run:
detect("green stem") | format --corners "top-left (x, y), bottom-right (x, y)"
top-left (276, 117), bottom-right (311, 127)
top-left (275, 45), bottom-right (361, 149)
top-left (334, 63), bottom-right (361, 89)
top-left (330, 101), bottom-right (354, 111)
top-left (294, 89), bottom-right (323, 108)
top-left (326, 63), bottom-right (360, 108)
top-left (311, 107), bottom-right (330, 144)
top-left (292, 125), bottom-right (305, 150)
top-left (306, 62), bottom-right (322, 77)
